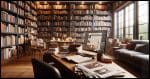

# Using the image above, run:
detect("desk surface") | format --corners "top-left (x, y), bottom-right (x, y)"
top-left (51, 54), bottom-right (136, 78)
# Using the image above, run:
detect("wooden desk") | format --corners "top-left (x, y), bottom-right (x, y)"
top-left (49, 54), bottom-right (136, 78)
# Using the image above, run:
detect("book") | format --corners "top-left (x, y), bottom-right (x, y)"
top-left (1, 22), bottom-right (7, 32)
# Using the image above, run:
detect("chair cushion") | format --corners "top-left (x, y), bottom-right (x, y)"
top-left (126, 42), bottom-right (136, 50)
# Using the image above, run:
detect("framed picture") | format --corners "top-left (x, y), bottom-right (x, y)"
top-left (83, 30), bottom-right (107, 53)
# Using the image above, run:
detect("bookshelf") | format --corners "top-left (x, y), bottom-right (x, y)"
top-left (37, 2), bottom-right (71, 44)
top-left (25, 1), bottom-right (37, 43)
top-left (1, 1), bottom-right (37, 65)
top-left (36, 2), bottom-right (112, 46)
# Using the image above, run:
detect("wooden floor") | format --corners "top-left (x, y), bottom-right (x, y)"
top-left (1, 51), bottom-right (141, 78)
top-left (1, 52), bottom-right (43, 78)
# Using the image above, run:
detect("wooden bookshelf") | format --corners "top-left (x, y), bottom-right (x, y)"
top-left (1, 1), bottom-right (37, 65)
top-left (36, 2), bottom-right (112, 45)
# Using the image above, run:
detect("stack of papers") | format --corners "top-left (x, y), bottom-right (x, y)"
top-left (77, 61), bottom-right (123, 78)
top-left (65, 55), bottom-right (92, 63)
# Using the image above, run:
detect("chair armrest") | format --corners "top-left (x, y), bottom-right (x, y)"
top-left (48, 62), bottom-right (55, 65)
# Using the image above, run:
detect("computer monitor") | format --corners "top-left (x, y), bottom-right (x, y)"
top-left (83, 30), bottom-right (107, 54)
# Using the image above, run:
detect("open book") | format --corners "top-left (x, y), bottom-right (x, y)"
top-left (64, 55), bottom-right (93, 63)
top-left (77, 61), bottom-right (123, 78)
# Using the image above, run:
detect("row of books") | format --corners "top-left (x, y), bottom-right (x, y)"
top-left (73, 10), bottom-right (94, 14)
top-left (26, 27), bottom-right (37, 33)
top-left (31, 9), bottom-right (37, 15)
top-left (37, 15), bottom-right (52, 20)
top-left (93, 21), bottom-right (111, 26)
top-left (95, 11), bottom-right (110, 15)
top-left (18, 27), bottom-right (24, 33)
top-left (37, 21), bottom-right (52, 26)
top-left (31, 22), bottom-right (37, 27)
top-left (1, 46), bottom-right (17, 60)
top-left (93, 15), bottom-right (111, 20)
top-left (18, 1), bottom-right (24, 8)
top-left (54, 21), bottom-right (70, 26)
top-left (1, 1), bottom-right (36, 17)
top-left (18, 18), bottom-right (24, 25)
top-left (8, 2), bottom-right (17, 14)
top-left (18, 35), bottom-right (24, 44)
top-left (71, 15), bottom-right (92, 20)
top-left (38, 27), bottom-right (49, 31)
top-left (37, 15), bottom-right (111, 21)
top-left (1, 35), bottom-right (16, 47)
top-left (71, 4), bottom-right (107, 10)
top-left (71, 21), bottom-right (92, 26)
top-left (1, 11), bottom-right (16, 23)
top-left (53, 15), bottom-right (69, 20)
top-left (1, 22), bottom-right (24, 33)
top-left (25, 19), bottom-right (37, 27)
top-left (53, 27), bottom-right (69, 31)
top-left (26, 1), bottom-right (30, 4)
top-left (25, 3), bottom-right (30, 12)
top-left (1, 1), bottom-right (17, 13)
top-left (72, 26), bottom-right (111, 32)
top-left (1, 1), bottom-right (8, 10)
top-left (1, 22), bottom-right (16, 33)
top-left (74, 27), bottom-right (92, 32)
top-left (53, 5), bottom-right (68, 9)
top-left (37, 4), bottom-right (106, 10)
top-left (37, 10), bottom-right (69, 15)
top-left (37, 10), bottom-right (52, 14)
top-left (53, 10), bottom-right (69, 14)
top-left (37, 10), bottom-right (110, 15)
top-left (31, 2), bottom-right (36, 10)
top-left (18, 8), bottom-right (24, 16)
top-left (37, 5), bottom-right (68, 9)
top-left (25, 12), bottom-right (37, 21)
top-left (38, 32), bottom-right (52, 37)
top-left (28, 33), bottom-right (37, 40)
top-left (70, 21), bottom-right (111, 26)
top-left (95, 4), bottom-right (107, 10)
top-left (71, 4), bottom-right (93, 9)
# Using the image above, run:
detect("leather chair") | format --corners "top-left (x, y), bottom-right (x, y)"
top-left (31, 58), bottom-right (62, 78)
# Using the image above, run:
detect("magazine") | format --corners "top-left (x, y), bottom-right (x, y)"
top-left (77, 61), bottom-right (123, 78)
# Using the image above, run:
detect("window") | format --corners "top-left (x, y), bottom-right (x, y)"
top-left (138, 1), bottom-right (149, 40)
top-left (125, 3), bottom-right (134, 39)
top-left (118, 9), bottom-right (124, 39)
top-left (114, 12), bottom-right (117, 38)
top-left (114, 1), bottom-right (149, 40)
top-left (114, 3), bottom-right (134, 40)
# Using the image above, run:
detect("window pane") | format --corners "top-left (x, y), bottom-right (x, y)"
top-left (139, 33), bottom-right (148, 40)
top-left (139, 16), bottom-right (148, 24)
top-left (114, 13), bottom-right (118, 38)
top-left (139, 24), bottom-right (148, 33)
top-left (139, 4), bottom-right (148, 16)
top-left (128, 35), bottom-right (133, 39)
top-left (138, 1), bottom-right (149, 40)
top-left (125, 28), bottom-right (128, 34)
top-left (138, 1), bottom-right (148, 6)
top-left (129, 27), bottom-right (133, 34)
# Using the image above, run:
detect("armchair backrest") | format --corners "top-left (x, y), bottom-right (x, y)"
top-left (31, 58), bottom-right (62, 78)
